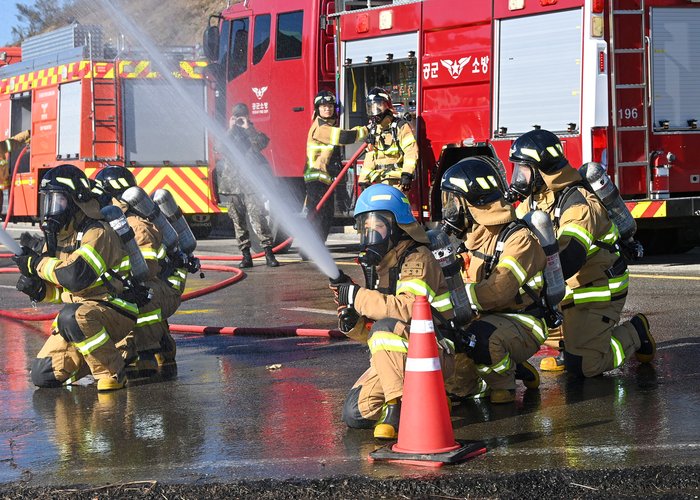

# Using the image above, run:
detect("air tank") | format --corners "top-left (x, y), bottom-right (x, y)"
top-left (579, 162), bottom-right (637, 241)
top-left (426, 229), bottom-right (472, 327)
top-left (120, 186), bottom-right (179, 253)
top-left (523, 210), bottom-right (566, 308)
top-left (100, 205), bottom-right (150, 283)
top-left (152, 189), bottom-right (197, 256)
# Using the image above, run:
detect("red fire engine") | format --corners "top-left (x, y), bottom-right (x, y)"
top-left (205, 0), bottom-right (700, 253)
top-left (0, 24), bottom-right (220, 237)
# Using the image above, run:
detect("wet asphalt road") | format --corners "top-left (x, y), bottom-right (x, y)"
top-left (1, 224), bottom-right (700, 497)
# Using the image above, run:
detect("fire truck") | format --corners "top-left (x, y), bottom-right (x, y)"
top-left (204, 0), bottom-right (700, 253)
top-left (0, 24), bottom-right (220, 238)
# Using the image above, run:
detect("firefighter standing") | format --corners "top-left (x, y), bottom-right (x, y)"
top-left (95, 166), bottom-right (183, 374)
top-left (439, 157), bottom-right (545, 403)
top-left (304, 90), bottom-right (367, 243)
top-left (358, 88), bottom-right (418, 192)
top-left (330, 184), bottom-right (455, 439)
top-left (13, 165), bottom-right (140, 391)
top-left (218, 103), bottom-right (279, 268)
top-left (508, 129), bottom-right (655, 377)
top-left (0, 129), bottom-right (30, 218)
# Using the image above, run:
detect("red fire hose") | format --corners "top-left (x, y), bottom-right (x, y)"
top-left (2, 145), bottom-right (28, 230)
top-left (0, 263), bottom-right (345, 338)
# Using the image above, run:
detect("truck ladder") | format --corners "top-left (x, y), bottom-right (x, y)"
top-left (88, 32), bottom-right (122, 163)
top-left (609, 0), bottom-right (650, 196)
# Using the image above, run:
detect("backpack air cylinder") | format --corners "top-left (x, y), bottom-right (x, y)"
top-left (121, 186), bottom-right (179, 252)
top-left (523, 210), bottom-right (566, 308)
top-left (426, 229), bottom-right (472, 327)
top-left (152, 189), bottom-right (197, 256)
top-left (580, 162), bottom-right (637, 241)
top-left (100, 205), bottom-right (150, 283)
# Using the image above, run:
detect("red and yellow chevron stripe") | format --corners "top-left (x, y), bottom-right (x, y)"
top-left (625, 200), bottom-right (666, 218)
top-left (0, 59), bottom-right (206, 95)
top-left (132, 166), bottom-right (221, 214)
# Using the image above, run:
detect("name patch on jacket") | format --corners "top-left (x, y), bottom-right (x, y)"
top-left (401, 261), bottom-right (424, 277)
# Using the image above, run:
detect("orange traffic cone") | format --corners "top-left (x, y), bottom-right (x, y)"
top-left (368, 295), bottom-right (486, 466)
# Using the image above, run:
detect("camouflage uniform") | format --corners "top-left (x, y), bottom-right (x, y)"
top-left (218, 124), bottom-right (274, 250)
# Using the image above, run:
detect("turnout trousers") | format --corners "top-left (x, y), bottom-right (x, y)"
top-left (445, 314), bottom-right (542, 398)
top-left (561, 296), bottom-right (640, 377)
top-left (341, 317), bottom-right (455, 429)
top-left (32, 301), bottom-right (136, 387)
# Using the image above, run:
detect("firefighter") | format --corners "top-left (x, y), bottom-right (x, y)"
top-left (304, 90), bottom-right (368, 243)
top-left (95, 166), bottom-right (183, 374)
top-left (217, 103), bottom-right (279, 268)
top-left (508, 129), bottom-right (656, 376)
top-left (439, 157), bottom-right (546, 403)
top-left (0, 129), bottom-right (30, 218)
top-left (13, 165), bottom-right (141, 391)
top-left (329, 184), bottom-right (455, 439)
top-left (358, 88), bottom-right (418, 192)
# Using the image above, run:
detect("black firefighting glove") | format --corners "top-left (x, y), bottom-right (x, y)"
top-left (334, 283), bottom-right (360, 308)
top-left (338, 307), bottom-right (360, 334)
top-left (400, 173), bottom-right (413, 192)
top-left (16, 274), bottom-right (46, 302)
top-left (12, 247), bottom-right (41, 277)
top-left (329, 270), bottom-right (360, 303)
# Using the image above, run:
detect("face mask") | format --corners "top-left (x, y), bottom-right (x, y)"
top-left (509, 163), bottom-right (534, 201)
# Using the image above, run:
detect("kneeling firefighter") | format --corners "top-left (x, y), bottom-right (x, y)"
top-left (508, 129), bottom-right (655, 376)
top-left (329, 184), bottom-right (455, 439)
top-left (13, 165), bottom-right (145, 391)
top-left (440, 157), bottom-right (556, 403)
top-left (95, 166), bottom-right (191, 372)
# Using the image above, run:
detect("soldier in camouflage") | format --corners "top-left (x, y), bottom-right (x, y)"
top-left (217, 103), bottom-right (279, 268)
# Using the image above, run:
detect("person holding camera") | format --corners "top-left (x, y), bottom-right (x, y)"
top-left (218, 103), bottom-right (279, 268)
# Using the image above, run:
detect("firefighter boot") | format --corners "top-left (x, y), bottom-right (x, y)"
top-left (239, 248), bottom-right (253, 269)
top-left (491, 389), bottom-right (516, 404)
top-left (374, 398), bottom-right (400, 440)
top-left (137, 351), bottom-right (158, 377)
top-left (97, 368), bottom-right (127, 392)
top-left (631, 313), bottom-right (656, 363)
top-left (540, 349), bottom-right (566, 372)
top-left (265, 247), bottom-right (279, 267)
top-left (515, 360), bottom-right (540, 389)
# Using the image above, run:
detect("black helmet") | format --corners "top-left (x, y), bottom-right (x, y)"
top-left (313, 90), bottom-right (337, 118)
top-left (440, 157), bottom-right (504, 237)
top-left (39, 164), bottom-right (93, 234)
top-left (95, 165), bottom-right (137, 199)
top-left (366, 87), bottom-right (393, 124)
top-left (508, 129), bottom-right (566, 174)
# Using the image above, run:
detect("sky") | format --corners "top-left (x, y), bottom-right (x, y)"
top-left (1, 0), bottom-right (20, 46)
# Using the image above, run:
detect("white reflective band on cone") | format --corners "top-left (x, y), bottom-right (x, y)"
top-left (410, 319), bottom-right (434, 334)
top-left (406, 357), bottom-right (441, 372)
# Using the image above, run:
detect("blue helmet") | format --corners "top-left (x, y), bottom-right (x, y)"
top-left (353, 184), bottom-right (415, 224)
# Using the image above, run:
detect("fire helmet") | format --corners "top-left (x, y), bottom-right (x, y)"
top-left (39, 164), bottom-right (93, 233)
top-left (353, 184), bottom-right (415, 266)
top-left (95, 165), bottom-right (137, 199)
top-left (508, 129), bottom-right (565, 200)
top-left (366, 87), bottom-right (394, 124)
top-left (313, 90), bottom-right (337, 119)
top-left (440, 157), bottom-right (504, 237)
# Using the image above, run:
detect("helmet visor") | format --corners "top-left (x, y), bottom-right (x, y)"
top-left (441, 191), bottom-right (464, 220)
top-left (356, 211), bottom-right (395, 247)
top-left (510, 163), bottom-right (533, 194)
top-left (43, 191), bottom-right (70, 217)
top-left (366, 100), bottom-right (387, 118)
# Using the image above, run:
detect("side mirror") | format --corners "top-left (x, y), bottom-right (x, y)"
top-left (203, 26), bottom-right (220, 62)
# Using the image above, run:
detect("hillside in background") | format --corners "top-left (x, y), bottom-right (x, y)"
top-left (10, 0), bottom-right (237, 50)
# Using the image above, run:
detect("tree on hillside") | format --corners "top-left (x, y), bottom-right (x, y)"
top-left (11, 0), bottom-right (74, 42)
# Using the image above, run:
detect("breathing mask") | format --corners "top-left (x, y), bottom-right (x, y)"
top-left (441, 191), bottom-right (472, 238)
top-left (356, 210), bottom-right (396, 268)
top-left (41, 191), bottom-right (73, 256)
